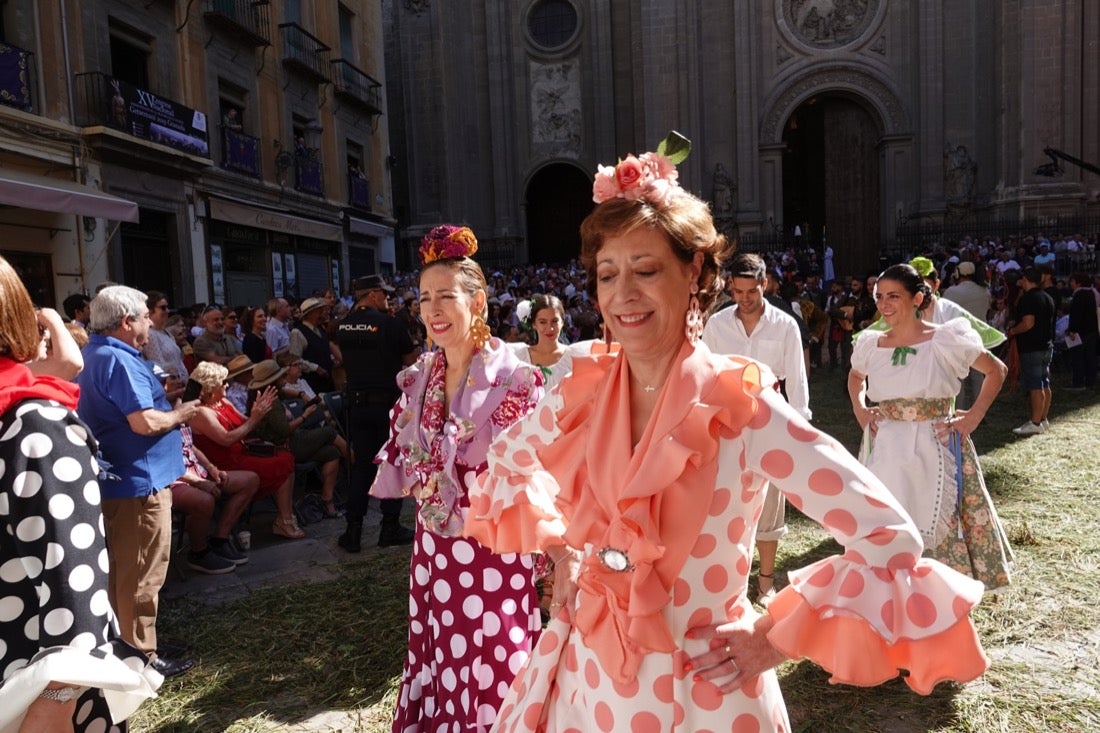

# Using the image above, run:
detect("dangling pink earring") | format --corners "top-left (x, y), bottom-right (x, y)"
top-left (685, 282), bottom-right (704, 344)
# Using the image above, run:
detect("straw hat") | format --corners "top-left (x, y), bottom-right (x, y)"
top-left (226, 354), bottom-right (255, 379)
top-left (299, 297), bottom-right (326, 317)
top-left (248, 359), bottom-right (287, 389)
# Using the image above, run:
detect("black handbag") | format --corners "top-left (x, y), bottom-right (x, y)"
top-left (241, 438), bottom-right (276, 457)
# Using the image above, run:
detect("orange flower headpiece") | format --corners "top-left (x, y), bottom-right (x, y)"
top-left (419, 225), bottom-right (479, 265)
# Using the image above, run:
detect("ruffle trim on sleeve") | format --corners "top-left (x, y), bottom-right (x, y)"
top-left (933, 317), bottom-right (986, 378)
top-left (0, 643), bottom-right (162, 732)
top-left (767, 557), bottom-right (989, 694)
top-left (465, 462), bottom-right (567, 555)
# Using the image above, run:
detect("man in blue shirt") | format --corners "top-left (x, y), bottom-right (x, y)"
top-left (78, 286), bottom-right (199, 678)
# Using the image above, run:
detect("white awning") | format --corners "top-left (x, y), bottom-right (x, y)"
top-left (0, 168), bottom-right (140, 222)
top-left (348, 215), bottom-right (393, 238)
top-left (208, 196), bottom-right (343, 242)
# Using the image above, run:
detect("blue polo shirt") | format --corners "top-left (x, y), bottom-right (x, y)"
top-left (77, 334), bottom-right (184, 499)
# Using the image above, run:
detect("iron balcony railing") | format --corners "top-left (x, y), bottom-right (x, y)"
top-left (0, 41), bottom-right (36, 113)
top-left (74, 71), bottom-right (210, 158)
top-left (331, 59), bottom-right (382, 115)
top-left (221, 125), bottom-right (261, 177)
top-left (348, 173), bottom-right (370, 209)
top-left (295, 151), bottom-right (323, 196)
top-left (203, 0), bottom-right (272, 46)
top-left (278, 23), bottom-right (330, 83)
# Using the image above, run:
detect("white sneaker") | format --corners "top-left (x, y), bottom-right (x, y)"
top-left (1012, 421), bottom-right (1045, 436)
top-left (1040, 419), bottom-right (1050, 431)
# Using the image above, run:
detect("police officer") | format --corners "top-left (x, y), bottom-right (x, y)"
top-left (334, 274), bottom-right (419, 550)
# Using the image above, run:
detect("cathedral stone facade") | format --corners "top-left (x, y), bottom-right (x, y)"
top-left (384, 0), bottom-right (1099, 275)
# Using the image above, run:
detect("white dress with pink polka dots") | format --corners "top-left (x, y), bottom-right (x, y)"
top-left (466, 344), bottom-right (989, 732)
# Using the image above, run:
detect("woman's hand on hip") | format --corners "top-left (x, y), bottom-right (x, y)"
top-left (684, 610), bottom-right (787, 694)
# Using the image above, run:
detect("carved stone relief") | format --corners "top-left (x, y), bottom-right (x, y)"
top-left (529, 61), bottom-right (582, 156)
top-left (404, 0), bottom-right (430, 16)
top-left (783, 0), bottom-right (880, 49)
top-left (712, 163), bottom-right (736, 218)
top-left (761, 67), bottom-right (908, 144)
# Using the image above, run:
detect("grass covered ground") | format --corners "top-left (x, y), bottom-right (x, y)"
top-left (134, 365), bottom-right (1100, 732)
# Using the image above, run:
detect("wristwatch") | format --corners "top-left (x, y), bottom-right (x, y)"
top-left (38, 686), bottom-right (84, 702)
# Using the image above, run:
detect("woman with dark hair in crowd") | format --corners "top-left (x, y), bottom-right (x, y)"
top-left (512, 293), bottom-right (568, 385)
top-left (849, 263), bottom-right (1013, 590)
top-left (241, 305), bottom-right (272, 364)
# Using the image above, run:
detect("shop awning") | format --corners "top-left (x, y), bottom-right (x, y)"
top-left (0, 168), bottom-right (140, 222)
top-left (208, 196), bottom-right (343, 242)
top-left (348, 215), bottom-right (393, 238)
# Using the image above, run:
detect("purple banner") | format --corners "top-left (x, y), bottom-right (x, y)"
top-left (0, 43), bottom-right (32, 112)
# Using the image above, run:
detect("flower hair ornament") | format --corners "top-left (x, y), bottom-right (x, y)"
top-left (419, 225), bottom-right (479, 265)
top-left (592, 131), bottom-right (692, 206)
top-left (909, 256), bottom-right (936, 279)
top-left (514, 298), bottom-right (535, 332)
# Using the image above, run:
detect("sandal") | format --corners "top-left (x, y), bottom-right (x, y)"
top-left (322, 500), bottom-right (346, 519)
top-left (756, 572), bottom-right (777, 608)
top-left (272, 516), bottom-right (305, 540)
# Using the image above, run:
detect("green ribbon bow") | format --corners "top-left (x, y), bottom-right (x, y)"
top-left (891, 346), bottom-right (917, 366)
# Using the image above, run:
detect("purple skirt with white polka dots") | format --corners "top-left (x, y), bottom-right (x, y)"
top-left (391, 519), bottom-right (540, 733)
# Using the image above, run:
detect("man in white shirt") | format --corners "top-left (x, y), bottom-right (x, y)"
top-left (264, 297), bottom-right (291, 354)
top-left (702, 253), bottom-right (811, 607)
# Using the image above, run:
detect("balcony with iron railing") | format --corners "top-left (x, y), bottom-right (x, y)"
top-left (348, 173), bottom-right (370, 209)
top-left (0, 41), bottom-right (36, 113)
top-left (204, 0), bottom-right (272, 46)
top-left (74, 72), bottom-right (210, 159)
top-left (221, 125), bottom-right (261, 177)
top-left (331, 59), bottom-right (382, 116)
top-left (279, 23), bottom-right (330, 83)
top-left (295, 150), bottom-right (323, 196)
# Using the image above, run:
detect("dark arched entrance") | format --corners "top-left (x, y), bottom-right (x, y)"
top-left (782, 95), bottom-right (881, 278)
top-left (525, 163), bottom-right (593, 264)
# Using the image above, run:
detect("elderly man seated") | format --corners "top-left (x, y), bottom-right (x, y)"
top-left (192, 304), bottom-right (242, 365)
top-left (223, 354), bottom-right (256, 415)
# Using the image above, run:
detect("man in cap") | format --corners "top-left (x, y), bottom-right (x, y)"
top-left (334, 275), bottom-right (419, 550)
top-left (942, 261), bottom-right (993, 409)
top-left (289, 296), bottom-right (342, 394)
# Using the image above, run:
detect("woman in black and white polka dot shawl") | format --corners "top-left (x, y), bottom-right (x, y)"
top-left (0, 256), bottom-right (159, 733)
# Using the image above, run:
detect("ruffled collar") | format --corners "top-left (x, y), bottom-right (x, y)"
top-left (0, 356), bottom-right (80, 416)
top-left (536, 341), bottom-right (763, 683)
top-left (387, 338), bottom-right (534, 533)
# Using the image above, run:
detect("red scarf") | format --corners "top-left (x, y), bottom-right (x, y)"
top-left (0, 356), bottom-right (81, 416)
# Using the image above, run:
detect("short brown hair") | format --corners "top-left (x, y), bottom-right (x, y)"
top-left (579, 193), bottom-right (729, 312)
top-left (0, 255), bottom-right (41, 362)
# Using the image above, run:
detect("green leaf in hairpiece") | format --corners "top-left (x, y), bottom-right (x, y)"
top-left (657, 130), bottom-right (692, 165)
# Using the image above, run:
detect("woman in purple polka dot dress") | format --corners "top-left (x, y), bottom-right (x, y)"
top-left (0, 255), bottom-right (159, 733)
top-left (371, 226), bottom-right (545, 733)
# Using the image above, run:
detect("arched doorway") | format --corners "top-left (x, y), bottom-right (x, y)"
top-left (525, 163), bottom-right (593, 264)
top-left (782, 95), bottom-right (881, 279)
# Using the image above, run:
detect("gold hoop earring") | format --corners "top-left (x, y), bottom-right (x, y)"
top-left (469, 315), bottom-right (491, 349)
top-left (685, 282), bottom-right (704, 344)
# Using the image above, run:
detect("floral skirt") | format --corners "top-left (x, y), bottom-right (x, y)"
top-left (873, 398), bottom-right (1014, 591)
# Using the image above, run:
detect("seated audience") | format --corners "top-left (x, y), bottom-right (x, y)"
top-left (192, 305), bottom-right (242, 365)
top-left (187, 361), bottom-right (305, 540)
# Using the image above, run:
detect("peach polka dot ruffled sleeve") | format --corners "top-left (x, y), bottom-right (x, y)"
top-left (738, 387), bottom-right (989, 694)
top-left (464, 387), bottom-right (569, 554)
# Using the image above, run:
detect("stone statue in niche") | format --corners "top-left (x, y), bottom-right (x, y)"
top-left (944, 143), bottom-right (977, 204)
top-left (712, 163), bottom-right (736, 216)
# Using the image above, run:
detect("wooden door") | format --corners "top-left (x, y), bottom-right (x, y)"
top-left (823, 101), bottom-right (881, 278)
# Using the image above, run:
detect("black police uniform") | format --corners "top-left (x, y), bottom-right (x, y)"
top-left (334, 302), bottom-right (416, 549)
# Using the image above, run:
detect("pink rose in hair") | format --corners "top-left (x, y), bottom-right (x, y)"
top-left (592, 165), bottom-right (620, 203)
top-left (615, 155), bottom-right (645, 196)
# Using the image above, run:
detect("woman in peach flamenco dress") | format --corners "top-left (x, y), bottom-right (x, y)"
top-left (463, 139), bottom-right (990, 732)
